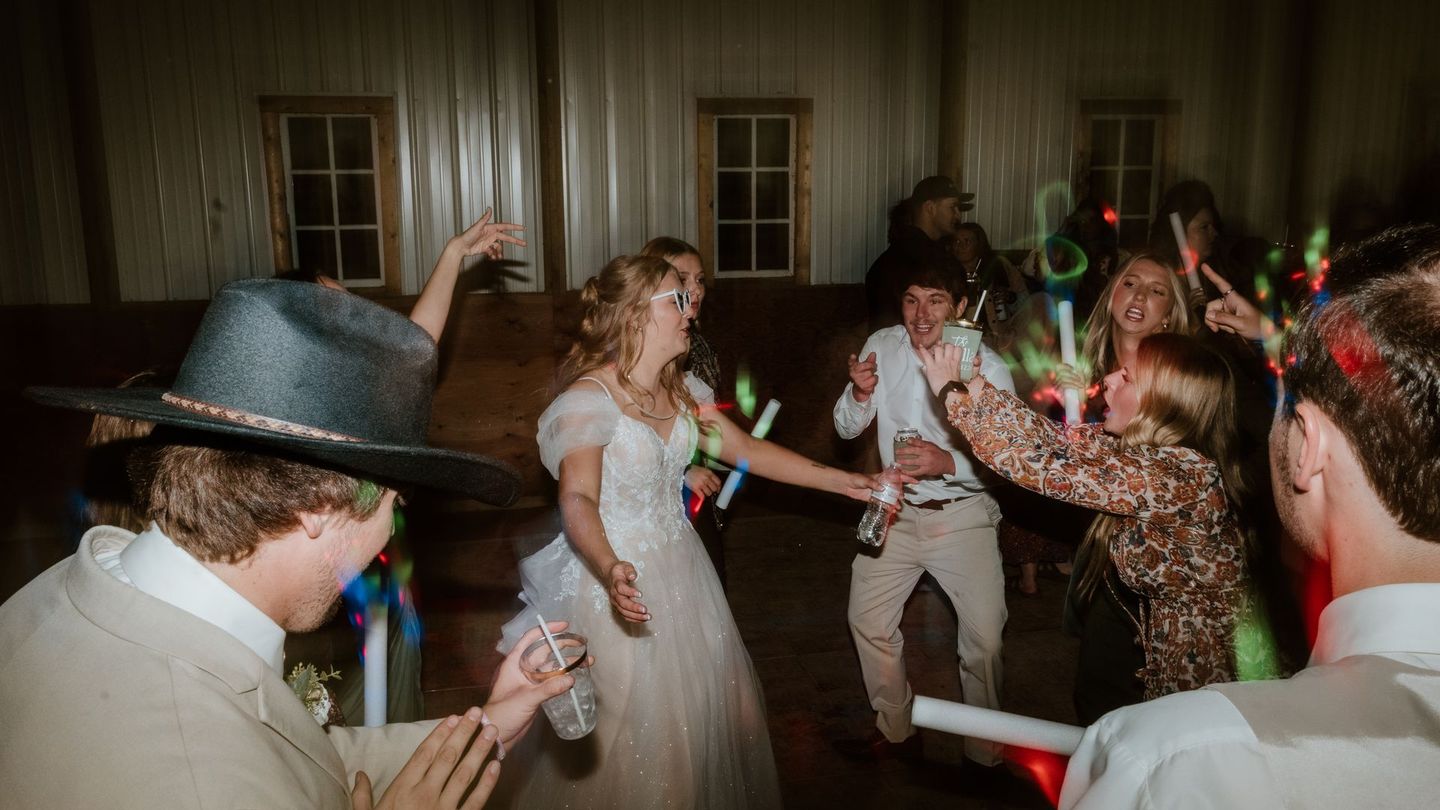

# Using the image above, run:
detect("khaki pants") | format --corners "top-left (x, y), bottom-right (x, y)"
top-left (847, 493), bottom-right (1006, 764)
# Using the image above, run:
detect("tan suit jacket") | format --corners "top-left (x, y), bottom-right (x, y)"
top-left (0, 528), bottom-right (434, 809)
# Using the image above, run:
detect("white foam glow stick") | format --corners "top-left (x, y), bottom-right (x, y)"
top-left (1057, 300), bottom-right (1082, 425)
top-left (714, 398), bottom-right (780, 510)
top-left (363, 600), bottom-right (388, 726)
top-left (912, 695), bottom-right (1085, 756)
top-left (535, 613), bottom-right (584, 721)
top-left (1169, 211), bottom-right (1202, 293)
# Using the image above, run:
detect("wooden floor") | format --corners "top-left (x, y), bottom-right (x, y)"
top-left (288, 487), bottom-right (1081, 809)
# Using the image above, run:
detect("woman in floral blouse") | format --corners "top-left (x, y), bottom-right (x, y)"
top-left (920, 333), bottom-right (1250, 699)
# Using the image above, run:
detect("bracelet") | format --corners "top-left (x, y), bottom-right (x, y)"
top-left (938, 380), bottom-right (966, 401)
top-left (480, 709), bottom-right (506, 760)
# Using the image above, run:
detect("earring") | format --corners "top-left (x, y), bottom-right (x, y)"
top-left (1162, 320), bottom-right (1170, 330)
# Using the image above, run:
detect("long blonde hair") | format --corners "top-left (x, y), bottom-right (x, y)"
top-left (1081, 252), bottom-right (1192, 381)
top-left (556, 254), bottom-right (698, 417)
top-left (1076, 333), bottom-right (1248, 597)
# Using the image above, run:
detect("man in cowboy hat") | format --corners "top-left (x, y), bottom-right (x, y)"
top-left (0, 280), bottom-right (571, 808)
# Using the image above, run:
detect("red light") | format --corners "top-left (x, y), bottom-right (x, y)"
top-left (1101, 205), bottom-right (1118, 226)
top-left (1320, 257), bottom-right (1330, 271)
top-left (1289, 271), bottom-right (1307, 281)
top-left (378, 551), bottom-right (389, 565)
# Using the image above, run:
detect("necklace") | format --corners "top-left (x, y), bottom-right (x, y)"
top-left (626, 386), bottom-right (677, 421)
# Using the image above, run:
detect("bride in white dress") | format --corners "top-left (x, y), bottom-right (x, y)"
top-left (500, 255), bottom-right (880, 808)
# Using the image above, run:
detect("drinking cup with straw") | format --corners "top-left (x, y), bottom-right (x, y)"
top-left (521, 614), bottom-right (596, 739)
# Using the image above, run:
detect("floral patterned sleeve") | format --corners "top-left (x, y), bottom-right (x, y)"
top-left (943, 382), bottom-right (1218, 524)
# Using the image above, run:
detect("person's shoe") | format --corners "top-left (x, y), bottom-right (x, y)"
top-left (833, 730), bottom-right (925, 763)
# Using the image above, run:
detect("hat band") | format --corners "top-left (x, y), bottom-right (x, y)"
top-left (161, 392), bottom-right (365, 443)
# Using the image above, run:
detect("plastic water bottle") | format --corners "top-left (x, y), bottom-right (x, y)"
top-left (857, 465), bottom-right (902, 546)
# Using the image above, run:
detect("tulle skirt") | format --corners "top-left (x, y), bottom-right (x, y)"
top-left (499, 523), bottom-right (781, 809)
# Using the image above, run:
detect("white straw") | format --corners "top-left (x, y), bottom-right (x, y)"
top-left (1169, 211), bottom-right (1202, 293)
top-left (972, 288), bottom-right (988, 325)
top-left (535, 613), bottom-right (585, 721)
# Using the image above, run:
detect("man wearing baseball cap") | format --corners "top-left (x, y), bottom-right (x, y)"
top-left (865, 175), bottom-right (975, 330)
top-left (0, 280), bottom-right (573, 809)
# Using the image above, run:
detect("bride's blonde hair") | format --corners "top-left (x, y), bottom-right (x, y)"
top-left (1076, 333), bottom-right (1248, 597)
top-left (556, 254), bottom-right (698, 418)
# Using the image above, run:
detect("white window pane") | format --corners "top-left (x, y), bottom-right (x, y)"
top-left (717, 223), bottom-right (751, 272)
top-left (755, 171), bottom-right (789, 219)
top-left (331, 117), bottom-right (374, 170)
top-left (717, 171), bottom-right (751, 220)
top-left (287, 117), bottom-right (331, 170)
top-left (335, 173), bottom-right (377, 226)
top-left (292, 175), bottom-right (334, 226)
top-left (754, 223), bottom-right (789, 270)
top-left (717, 118), bottom-right (752, 168)
top-left (1091, 119), bottom-right (1121, 166)
top-left (339, 229), bottom-right (382, 281)
top-left (755, 118), bottom-right (790, 167)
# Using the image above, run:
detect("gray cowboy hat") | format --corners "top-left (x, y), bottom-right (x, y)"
top-left (25, 279), bottom-right (521, 505)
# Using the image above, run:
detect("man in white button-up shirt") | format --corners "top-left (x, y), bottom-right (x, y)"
top-left (1059, 224), bottom-right (1440, 808)
top-left (835, 264), bottom-right (1015, 766)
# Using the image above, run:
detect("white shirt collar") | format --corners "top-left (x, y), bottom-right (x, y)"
top-left (1308, 582), bottom-right (1440, 666)
top-left (111, 523), bottom-right (287, 673)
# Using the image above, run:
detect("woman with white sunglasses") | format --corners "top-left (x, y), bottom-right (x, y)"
top-left (499, 254), bottom-right (884, 808)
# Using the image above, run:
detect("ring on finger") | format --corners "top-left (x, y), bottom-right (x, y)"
top-left (1221, 288), bottom-right (1235, 298)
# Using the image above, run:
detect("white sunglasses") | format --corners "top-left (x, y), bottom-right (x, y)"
top-left (649, 287), bottom-right (692, 315)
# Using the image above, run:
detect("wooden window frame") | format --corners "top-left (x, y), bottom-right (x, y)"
top-left (1074, 99), bottom-right (1181, 248)
top-left (697, 98), bottom-right (812, 285)
top-left (259, 95), bottom-right (402, 296)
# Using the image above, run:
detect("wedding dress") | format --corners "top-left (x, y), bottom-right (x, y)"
top-left (499, 376), bottom-right (781, 809)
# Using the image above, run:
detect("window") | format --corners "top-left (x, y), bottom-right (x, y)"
top-left (260, 97), bottom-right (401, 293)
top-left (1077, 100), bottom-right (1180, 248)
top-left (698, 99), bottom-right (812, 282)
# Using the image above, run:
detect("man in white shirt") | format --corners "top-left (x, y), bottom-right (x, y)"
top-left (835, 263), bottom-right (1016, 766)
top-left (1059, 224), bottom-right (1440, 808)
top-left (1, 280), bottom-right (573, 809)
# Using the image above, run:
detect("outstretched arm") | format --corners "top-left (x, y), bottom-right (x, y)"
top-left (410, 208), bottom-right (526, 342)
top-left (699, 407), bottom-right (880, 501)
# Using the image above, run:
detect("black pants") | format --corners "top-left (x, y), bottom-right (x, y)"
top-left (1066, 563), bottom-right (1146, 725)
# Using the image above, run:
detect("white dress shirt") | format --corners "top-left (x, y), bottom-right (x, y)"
top-left (1059, 583), bottom-right (1440, 809)
top-left (95, 523), bottom-right (287, 673)
top-left (833, 324), bottom-right (1016, 504)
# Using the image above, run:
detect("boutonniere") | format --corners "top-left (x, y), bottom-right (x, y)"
top-left (286, 663), bottom-right (345, 727)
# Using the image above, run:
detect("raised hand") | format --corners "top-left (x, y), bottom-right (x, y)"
top-left (1201, 263), bottom-right (1271, 341)
top-left (447, 207), bottom-right (527, 262)
top-left (352, 708), bottom-right (501, 810)
top-left (847, 352), bottom-right (879, 403)
top-left (608, 561), bottom-right (649, 623)
top-left (1053, 362), bottom-right (1087, 393)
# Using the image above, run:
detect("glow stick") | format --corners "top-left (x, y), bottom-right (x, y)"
top-left (1056, 301), bottom-right (1081, 425)
top-left (715, 399), bottom-right (780, 510)
top-left (912, 695), bottom-right (1084, 756)
top-left (534, 613), bottom-right (584, 721)
top-left (972, 289), bottom-right (988, 325)
top-left (363, 600), bottom-right (387, 726)
top-left (1169, 212), bottom-right (1201, 293)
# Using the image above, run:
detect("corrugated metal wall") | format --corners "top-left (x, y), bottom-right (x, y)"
top-left (3, 1), bottom-right (1431, 304)
top-left (85, 0), bottom-right (543, 301)
top-left (1297, 0), bottom-right (1440, 232)
top-left (554, 0), bottom-right (944, 288)
top-left (1, 2), bottom-right (89, 305)
top-left (959, 0), bottom-right (1299, 251)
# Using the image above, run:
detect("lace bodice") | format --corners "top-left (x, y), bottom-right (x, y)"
top-left (592, 407), bottom-right (696, 557)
